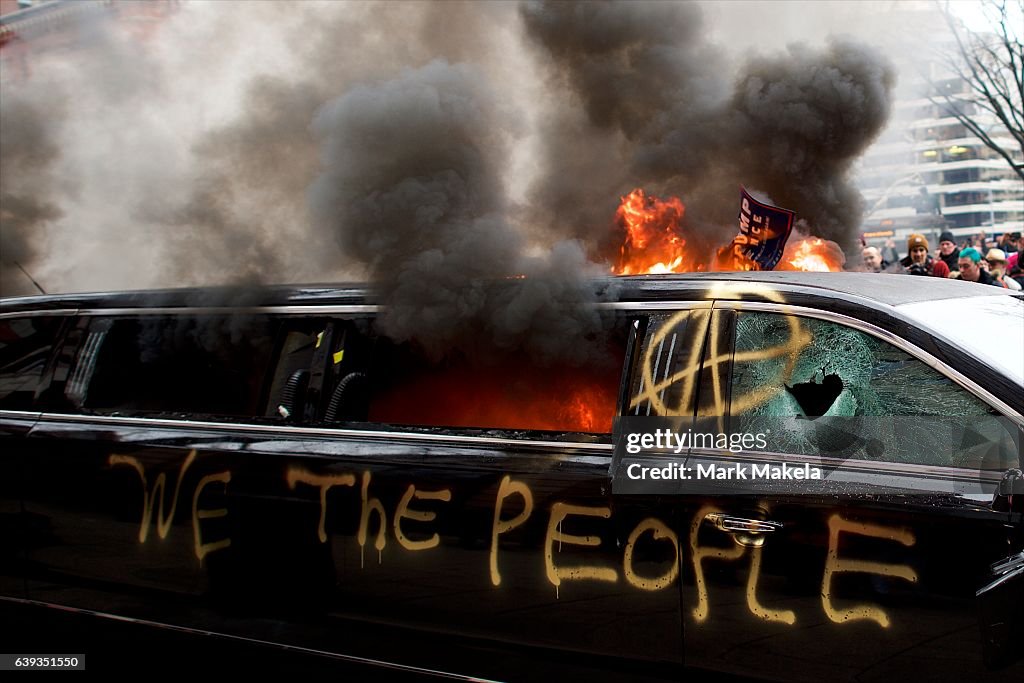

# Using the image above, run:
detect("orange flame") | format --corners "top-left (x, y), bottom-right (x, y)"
top-left (613, 189), bottom-right (699, 275)
top-left (368, 362), bottom-right (619, 433)
top-left (612, 187), bottom-right (843, 274)
top-left (713, 242), bottom-right (761, 272)
top-left (778, 238), bottom-right (845, 272)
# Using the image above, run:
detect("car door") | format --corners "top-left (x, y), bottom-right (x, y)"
top-left (21, 312), bottom-right (284, 616)
top-left (260, 309), bottom-right (692, 679)
top-left (0, 314), bottom-right (66, 601)
top-left (17, 304), bottom-right (694, 680)
top-left (680, 303), bottom-right (1024, 683)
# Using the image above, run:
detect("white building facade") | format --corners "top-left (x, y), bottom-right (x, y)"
top-left (856, 12), bottom-right (1024, 248)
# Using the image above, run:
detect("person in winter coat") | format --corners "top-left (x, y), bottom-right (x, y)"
top-left (985, 248), bottom-right (1022, 290)
top-left (900, 234), bottom-right (949, 278)
top-left (957, 247), bottom-right (1001, 287)
top-left (936, 231), bottom-right (960, 272)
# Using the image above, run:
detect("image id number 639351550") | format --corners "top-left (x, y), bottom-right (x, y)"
top-left (2, 655), bottom-right (85, 670)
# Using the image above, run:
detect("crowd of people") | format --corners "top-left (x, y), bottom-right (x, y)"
top-left (860, 231), bottom-right (1024, 290)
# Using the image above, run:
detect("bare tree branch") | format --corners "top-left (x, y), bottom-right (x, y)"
top-left (924, 0), bottom-right (1024, 182)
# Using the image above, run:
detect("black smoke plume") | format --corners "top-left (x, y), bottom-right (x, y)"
top-left (520, 0), bottom-right (896, 257)
top-left (142, 1), bottom-right (530, 290)
top-left (1, 0), bottom-right (898, 362)
top-left (308, 59), bottom-right (606, 363)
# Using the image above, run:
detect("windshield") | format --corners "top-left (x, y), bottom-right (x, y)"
top-left (898, 295), bottom-right (1024, 389)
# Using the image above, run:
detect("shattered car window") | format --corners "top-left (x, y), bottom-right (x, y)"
top-left (729, 312), bottom-right (1015, 469)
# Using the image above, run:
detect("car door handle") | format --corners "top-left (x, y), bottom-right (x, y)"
top-left (704, 513), bottom-right (782, 547)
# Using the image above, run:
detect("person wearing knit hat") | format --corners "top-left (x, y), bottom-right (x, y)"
top-left (937, 231), bottom-right (959, 272)
top-left (900, 233), bottom-right (949, 277)
top-left (907, 233), bottom-right (928, 252)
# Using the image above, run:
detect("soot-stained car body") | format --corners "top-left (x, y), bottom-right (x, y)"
top-left (0, 273), bottom-right (1021, 680)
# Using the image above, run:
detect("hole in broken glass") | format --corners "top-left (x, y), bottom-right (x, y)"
top-left (785, 372), bottom-right (843, 417)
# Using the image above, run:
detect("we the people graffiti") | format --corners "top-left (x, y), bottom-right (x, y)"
top-left (110, 451), bottom-right (917, 629)
top-left (109, 449), bottom-right (231, 562)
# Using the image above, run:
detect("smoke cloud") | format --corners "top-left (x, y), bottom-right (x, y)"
top-left (1, 0), bottom-right (903, 346)
top-left (519, 0), bottom-right (896, 257)
top-left (308, 59), bottom-right (605, 362)
top-left (0, 89), bottom-right (65, 295)
top-left (726, 40), bottom-right (896, 245)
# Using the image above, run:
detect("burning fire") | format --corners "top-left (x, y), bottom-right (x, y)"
top-left (613, 188), bottom-right (699, 275)
top-left (369, 362), bottom-right (619, 433)
top-left (611, 187), bottom-right (843, 274)
top-left (780, 238), bottom-right (844, 272)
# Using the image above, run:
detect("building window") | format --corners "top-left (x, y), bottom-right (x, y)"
top-left (948, 212), bottom-right (992, 229)
top-left (945, 191), bottom-right (987, 207)
top-left (942, 168), bottom-right (980, 185)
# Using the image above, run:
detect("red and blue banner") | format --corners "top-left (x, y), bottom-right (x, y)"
top-left (732, 187), bottom-right (796, 270)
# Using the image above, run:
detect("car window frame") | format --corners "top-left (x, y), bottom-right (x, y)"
top-left (0, 312), bottom-right (72, 410)
top-left (701, 299), bottom-right (1022, 483)
top-left (712, 300), bottom-right (1022, 426)
top-left (53, 311), bottom-right (281, 420)
top-left (8, 303), bottom-right (649, 453)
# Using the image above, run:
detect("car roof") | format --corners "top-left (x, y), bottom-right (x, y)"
top-left (2, 272), bottom-right (1020, 417)
top-left (610, 272), bottom-right (1022, 307)
top-left (0, 272), bottom-right (1019, 313)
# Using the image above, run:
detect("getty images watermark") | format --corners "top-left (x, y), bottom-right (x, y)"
top-left (611, 416), bottom-right (1021, 496)
top-left (622, 427), bottom-right (823, 481)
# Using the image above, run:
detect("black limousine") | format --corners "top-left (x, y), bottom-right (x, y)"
top-left (1, 273), bottom-right (1021, 680)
